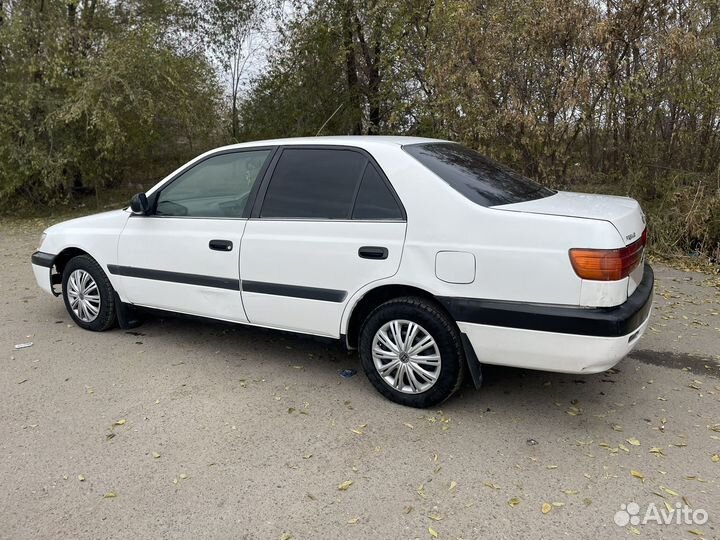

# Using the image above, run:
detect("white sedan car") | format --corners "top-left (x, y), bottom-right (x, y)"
top-left (31, 136), bottom-right (653, 407)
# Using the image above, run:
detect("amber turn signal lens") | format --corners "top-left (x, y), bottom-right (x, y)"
top-left (569, 229), bottom-right (646, 281)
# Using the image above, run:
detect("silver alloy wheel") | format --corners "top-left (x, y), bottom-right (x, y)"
top-left (66, 269), bottom-right (101, 323)
top-left (371, 319), bottom-right (442, 394)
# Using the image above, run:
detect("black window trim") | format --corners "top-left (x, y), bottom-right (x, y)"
top-left (142, 146), bottom-right (279, 220)
top-left (249, 145), bottom-right (407, 222)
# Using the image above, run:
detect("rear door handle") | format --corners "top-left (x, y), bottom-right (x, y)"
top-left (209, 239), bottom-right (233, 252)
top-left (358, 246), bottom-right (388, 260)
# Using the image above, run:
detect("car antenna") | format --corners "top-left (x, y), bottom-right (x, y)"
top-left (316, 104), bottom-right (344, 136)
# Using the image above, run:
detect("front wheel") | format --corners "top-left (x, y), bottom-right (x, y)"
top-left (62, 255), bottom-right (117, 331)
top-left (359, 296), bottom-right (465, 408)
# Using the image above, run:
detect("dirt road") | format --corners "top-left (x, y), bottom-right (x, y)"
top-left (1, 221), bottom-right (718, 540)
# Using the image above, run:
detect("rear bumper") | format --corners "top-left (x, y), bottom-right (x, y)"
top-left (443, 264), bottom-right (654, 373)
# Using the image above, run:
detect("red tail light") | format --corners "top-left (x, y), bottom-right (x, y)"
top-left (569, 229), bottom-right (647, 281)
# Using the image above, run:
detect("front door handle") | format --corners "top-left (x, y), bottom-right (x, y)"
top-left (209, 239), bottom-right (233, 252)
top-left (358, 246), bottom-right (388, 260)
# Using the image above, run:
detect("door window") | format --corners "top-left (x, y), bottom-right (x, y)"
top-left (260, 149), bottom-right (366, 219)
top-left (156, 150), bottom-right (271, 218)
top-left (352, 164), bottom-right (403, 220)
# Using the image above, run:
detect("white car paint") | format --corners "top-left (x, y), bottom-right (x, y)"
top-left (32, 135), bottom-right (652, 376)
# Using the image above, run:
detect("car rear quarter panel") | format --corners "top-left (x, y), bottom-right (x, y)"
top-left (355, 146), bottom-right (628, 313)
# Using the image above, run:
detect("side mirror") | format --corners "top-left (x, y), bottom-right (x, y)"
top-left (130, 193), bottom-right (149, 215)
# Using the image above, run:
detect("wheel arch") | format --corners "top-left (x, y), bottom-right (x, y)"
top-left (53, 246), bottom-right (92, 276)
top-left (343, 283), bottom-right (452, 350)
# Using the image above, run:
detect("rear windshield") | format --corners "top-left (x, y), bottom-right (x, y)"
top-left (404, 142), bottom-right (554, 207)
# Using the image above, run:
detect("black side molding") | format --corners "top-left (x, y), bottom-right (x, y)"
top-left (31, 251), bottom-right (55, 268)
top-left (439, 264), bottom-right (654, 338)
top-left (241, 280), bottom-right (347, 303)
top-left (107, 265), bottom-right (240, 291)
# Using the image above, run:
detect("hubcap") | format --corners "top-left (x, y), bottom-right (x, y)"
top-left (66, 269), bottom-right (100, 322)
top-left (371, 320), bottom-right (441, 394)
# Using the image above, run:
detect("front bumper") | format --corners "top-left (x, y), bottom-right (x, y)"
top-left (31, 251), bottom-right (60, 296)
top-left (441, 264), bottom-right (654, 373)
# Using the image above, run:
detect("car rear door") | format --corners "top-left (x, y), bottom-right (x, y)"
top-left (239, 146), bottom-right (407, 336)
top-left (115, 148), bottom-right (273, 322)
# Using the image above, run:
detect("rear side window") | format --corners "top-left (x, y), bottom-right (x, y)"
top-left (261, 149), bottom-right (366, 219)
top-left (352, 164), bottom-right (403, 220)
top-left (404, 143), bottom-right (554, 207)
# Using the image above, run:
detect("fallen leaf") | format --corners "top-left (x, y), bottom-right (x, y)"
top-left (688, 530), bottom-right (703, 536)
top-left (546, 465), bottom-right (558, 469)
top-left (561, 489), bottom-right (578, 495)
top-left (338, 480), bottom-right (353, 491)
top-left (404, 423), bottom-right (414, 430)
top-left (541, 502), bottom-right (552, 514)
top-left (427, 513), bottom-right (443, 521)
top-left (350, 429), bottom-right (364, 436)
top-left (448, 480), bottom-right (457, 491)
top-left (78, 474), bottom-right (85, 482)
top-left (630, 470), bottom-right (645, 482)
top-left (403, 505), bottom-right (413, 514)
top-left (179, 473), bottom-right (188, 480)
top-left (661, 486), bottom-right (679, 497)
top-left (114, 419), bottom-right (126, 426)
top-left (611, 424), bottom-right (623, 432)
top-left (103, 491), bottom-right (117, 498)
top-left (347, 517), bottom-right (360, 524)
top-left (152, 452), bottom-right (161, 459)
top-left (428, 527), bottom-right (438, 538)
top-left (711, 454), bottom-right (720, 463)
top-left (279, 534), bottom-right (292, 540)
top-left (484, 481), bottom-right (500, 490)
top-left (508, 497), bottom-right (521, 507)
top-left (650, 447), bottom-right (665, 456)
top-left (626, 438), bottom-right (641, 446)
top-left (629, 526), bottom-right (640, 535)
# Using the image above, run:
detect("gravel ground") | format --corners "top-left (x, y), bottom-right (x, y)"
top-left (1, 221), bottom-right (719, 540)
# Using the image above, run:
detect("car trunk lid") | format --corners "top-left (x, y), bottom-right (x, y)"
top-left (494, 191), bottom-right (646, 246)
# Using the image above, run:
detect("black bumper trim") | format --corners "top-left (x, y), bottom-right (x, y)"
top-left (107, 265), bottom-right (240, 291)
top-left (31, 251), bottom-right (55, 268)
top-left (439, 264), bottom-right (654, 338)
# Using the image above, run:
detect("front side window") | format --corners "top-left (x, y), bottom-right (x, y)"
top-left (155, 150), bottom-right (270, 217)
top-left (404, 142), bottom-right (554, 207)
top-left (260, 148), bottom-right (367, 219)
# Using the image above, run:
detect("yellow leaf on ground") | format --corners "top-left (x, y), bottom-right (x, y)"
top-left (448, 481), bottom-right (457, 491)
top-left (484, 481), bottom-right (500, 490)
top-left (338, 480), bottom-right (353, 491)
top-left (428, 527), bottom-right (438, 538)
top-left (508, 497), bottom-right (521, 507)
top-left (661, 486), bottom-right (679, 497)
top-left (78, 475), bottom-right (85, 481)
top-left (711, 454), bottom-right (720, 463)
top-left (630, 470), bottom-right (645, 482)
top-left (103, 491), bottom-right (117, 498)
top-left (347, 517), bottom-right (359, 524)
top-left (541, 503), bottom-right (552, 514)
top-left (626, 438), bottom-right (641, 446)
top-left (114, 419), bottom-right (126, 426)
top-left (152, 452), bottom-right (161, 459)
top-left (428, 513), bottom-right (443, 521)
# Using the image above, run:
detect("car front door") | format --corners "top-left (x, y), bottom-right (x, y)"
top-left (239, 146), bottom-right (407, 336)
top-left (115, 148), bottom-right (274, 322)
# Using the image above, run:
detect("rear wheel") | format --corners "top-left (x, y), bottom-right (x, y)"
top-left (62, 255), bottom-right (117, 331)
top-left (359, 296), bottom-right (465, 408)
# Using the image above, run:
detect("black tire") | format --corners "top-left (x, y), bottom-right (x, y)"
top-left (359, 296), bottom-right (465, 408)
top-left (61, 254), bottom-right (117, 331)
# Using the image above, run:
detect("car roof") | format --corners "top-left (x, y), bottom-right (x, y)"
top-left (212, 135), bottom-right (446, 152)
